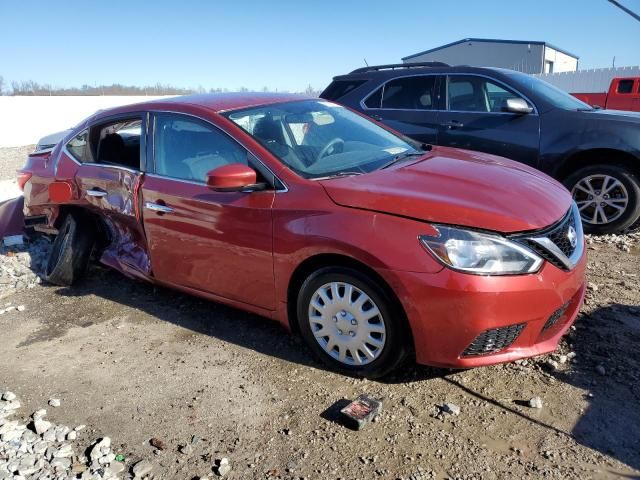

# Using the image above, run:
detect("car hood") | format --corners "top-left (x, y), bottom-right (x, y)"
top-left (582, 108), bottom-right (640, 122)
top-left (319, 146), bottom-right (572, 233)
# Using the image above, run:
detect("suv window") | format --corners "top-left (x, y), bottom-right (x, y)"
top-left (364, 87), bottom-right (383, 108)
top-left (153, 113), bottom-right (248, 182)
top-left (89, 118), bottom-right (142, 169)
top-left (66, 130), bottom-right (92, 163)
top-left (617, 79), bottom-right (635, 94)
top-left (448, 76), bottom-right (526, 113)
top-left (381, 76), bottom-right (440, 110)
top-left (321, 80), bottom-right (366, 101)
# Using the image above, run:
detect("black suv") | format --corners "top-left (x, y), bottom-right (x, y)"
top-left (321, 63), bottom-right (640, 234)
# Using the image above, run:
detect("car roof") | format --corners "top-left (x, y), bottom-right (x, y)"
top-left (333, 64), bottom-right (508, 81)
top-left (93, 92), bottom-right (312, 120)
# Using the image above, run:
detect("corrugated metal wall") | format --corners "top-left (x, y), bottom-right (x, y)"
top-left (404, 42), bottom-right (545, 74)
top-left (533, 66), bottom-right (640, 93)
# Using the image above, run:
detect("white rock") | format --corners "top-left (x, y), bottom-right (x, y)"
top-left (441, 402), bottom-right (460, 416)
top-left (33, 418), bottom-right (52, 435)
top-left (1, 391), bottom-right (16, 401)
top-left (32, 409), bottom-right (47, 420)
top-left (67, 430), bottom-right (77, 440)
top-left (529, 396), bottom-right (544, 409)
top-left (48, 398), bottom-right (61, 407)
top-left (90, 437), bottom-right (111, 460)
top-left (16, 305), bottom-right (25, 312)
top-left (54, 443), bottom-right (74, 458)
top-left (132, 459), bottom-right (153, 477)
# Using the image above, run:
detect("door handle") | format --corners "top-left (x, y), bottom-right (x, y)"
top-left (86, 188), bottom-right (107, 198)
top-left (144, 201), bottom-right (174, 214)
top-left (441, 120), bottom-right (464, 129)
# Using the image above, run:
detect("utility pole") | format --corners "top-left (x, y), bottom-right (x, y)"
top-left (608, 0), bottom-right (640, 22)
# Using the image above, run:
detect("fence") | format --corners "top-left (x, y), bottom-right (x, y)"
top-left (533, 66), bottom-right (640, 93)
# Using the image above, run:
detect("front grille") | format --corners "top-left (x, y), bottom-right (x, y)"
top-left (542, 300), bottom-right (571, 332)
top-left (461, 323), bottom-right (525, 357)
top-left (524, 240), bottom-right (565, 270)
top-left (547, 209), bottom-right (578, 257)
top-left (514, 206), bottom-right (581, 271)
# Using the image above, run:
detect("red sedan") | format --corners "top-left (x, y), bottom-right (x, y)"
top-left (18, 93), bottom-right (586, 377)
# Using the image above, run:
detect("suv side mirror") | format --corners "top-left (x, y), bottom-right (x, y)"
top-left (206, 163), bottom-right (260, 192)
top-left (503, 98), bottom-right (533, 114)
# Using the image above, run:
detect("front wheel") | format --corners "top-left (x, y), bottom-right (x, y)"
top-left (564, 164), bottom-right (640, 234)
top-left (296, 267), bottom-right (408, 378)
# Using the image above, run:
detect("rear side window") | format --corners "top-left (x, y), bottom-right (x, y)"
top-left (617, 79), bottom-right (635, 94)
top-left (90, 118), bottom-right (143, 170)
top-left (381, 76), bottom-right (440, 110)
top-left (153, 113), bottom-right (248, 182)
top-left (364, 87), bottom-right (383, 108)
top-left (66, 130), bottom-right (92, 163)
top-left (321, 80), bottom-right (366, 100)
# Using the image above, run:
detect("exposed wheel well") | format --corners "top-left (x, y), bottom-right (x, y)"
top-left (286, 254), bottom-right (411, 341)
top-left (55, 206), bottom-right (111, 253)
top-left (557, 149), bottom-right (640, 181)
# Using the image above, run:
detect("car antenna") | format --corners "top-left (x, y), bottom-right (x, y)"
top-left (363, 58), bottom-right (369, 66)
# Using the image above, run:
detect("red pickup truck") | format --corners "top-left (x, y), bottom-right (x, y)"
top-left (572, 77), bottom-right (640, 111)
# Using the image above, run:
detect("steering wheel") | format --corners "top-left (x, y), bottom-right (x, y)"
top-left (317, 137), bottom-right (345, 161)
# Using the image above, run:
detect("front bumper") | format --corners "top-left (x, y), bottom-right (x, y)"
top-left (382, 245), bottom-right (587, 368)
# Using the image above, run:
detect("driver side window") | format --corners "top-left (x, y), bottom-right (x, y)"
top-left (447, 76), bottom-right (526, 113)
top-left (153, 113), bottom-right (247, 182)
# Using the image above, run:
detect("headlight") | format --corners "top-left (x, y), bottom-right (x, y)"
top-left (419, 226), bottom-right (542, 275)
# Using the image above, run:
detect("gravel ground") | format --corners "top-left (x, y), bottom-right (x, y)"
top-left (1, 147), bottom-right (639, 480)
top-left (0, 146), bottom-right (33, 181)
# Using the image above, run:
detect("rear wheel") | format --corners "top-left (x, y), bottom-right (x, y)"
top-left (564, 164), bottom-right (640, 234)
top-left (45, 212), bottom-right (94, 286)
top-left (296, 267), bottom-right (408, 378)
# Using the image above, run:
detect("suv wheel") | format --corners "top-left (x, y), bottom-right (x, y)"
top-left (296, 267), bottom-right (408, 378)
top-left (564, 164), bottom-right (640, 234)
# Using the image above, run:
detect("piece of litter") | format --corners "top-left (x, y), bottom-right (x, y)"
top-left (340, 394), bottom-right (383, 430)
top-left (3, 235), bottom-right (24, 247)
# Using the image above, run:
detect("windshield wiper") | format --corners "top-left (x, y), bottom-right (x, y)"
top-left (313, 171), bottom-right (365, 181)
top-left (380, 151), bottom-right (425, 169)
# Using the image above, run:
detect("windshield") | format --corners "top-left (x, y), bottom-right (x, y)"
top-left (225, 99), bottom-right (420, 179)
top-left (505, 71), bottom-right (593, 110)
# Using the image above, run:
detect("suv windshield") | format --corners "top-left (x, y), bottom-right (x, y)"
top-left (225, 99), bottom-right (420, 179)
top-left (505, 71), bottom-right (593, 111)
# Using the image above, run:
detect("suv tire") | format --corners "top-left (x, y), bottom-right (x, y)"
top-left (564, 164), bottom-right (640, 234)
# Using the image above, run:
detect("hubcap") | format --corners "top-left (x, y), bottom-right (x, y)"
top-left (571, 174), bottom-right (628, 225)
top-left (308, 282), bottom-right (386, 366)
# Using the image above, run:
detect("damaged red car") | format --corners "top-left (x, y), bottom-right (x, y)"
top-left (18, 93), bottom-right (586, 377)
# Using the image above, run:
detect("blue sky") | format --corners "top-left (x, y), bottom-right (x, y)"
top-left (1, 0), bottom-right (638, 92)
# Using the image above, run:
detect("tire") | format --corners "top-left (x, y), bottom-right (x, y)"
top-left (563, 164), bottom-right (640, 235)
top-left (296, 266), bottom-right (409, 378)
top-left (44, 212), bottom-right (95, 286)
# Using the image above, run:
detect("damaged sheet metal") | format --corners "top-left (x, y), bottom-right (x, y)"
top-left (0, 196), bottom-right (25, 238)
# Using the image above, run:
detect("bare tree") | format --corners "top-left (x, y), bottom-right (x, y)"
top-left (0, 76), bottom-right (4, 95)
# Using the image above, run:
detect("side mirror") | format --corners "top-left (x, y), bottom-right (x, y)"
top-left (206, 163), bottom-right (258, 192)
top-left (503, 98), bottom-right (533, 114)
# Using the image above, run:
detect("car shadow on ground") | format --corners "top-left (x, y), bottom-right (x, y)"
top-left (53, 266), bottom-right (640, 473)
top-left (549, 304), bottom-right (640, 472)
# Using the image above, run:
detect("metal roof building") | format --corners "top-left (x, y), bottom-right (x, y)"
top-left (402, 38), bottom-right (579, 74)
